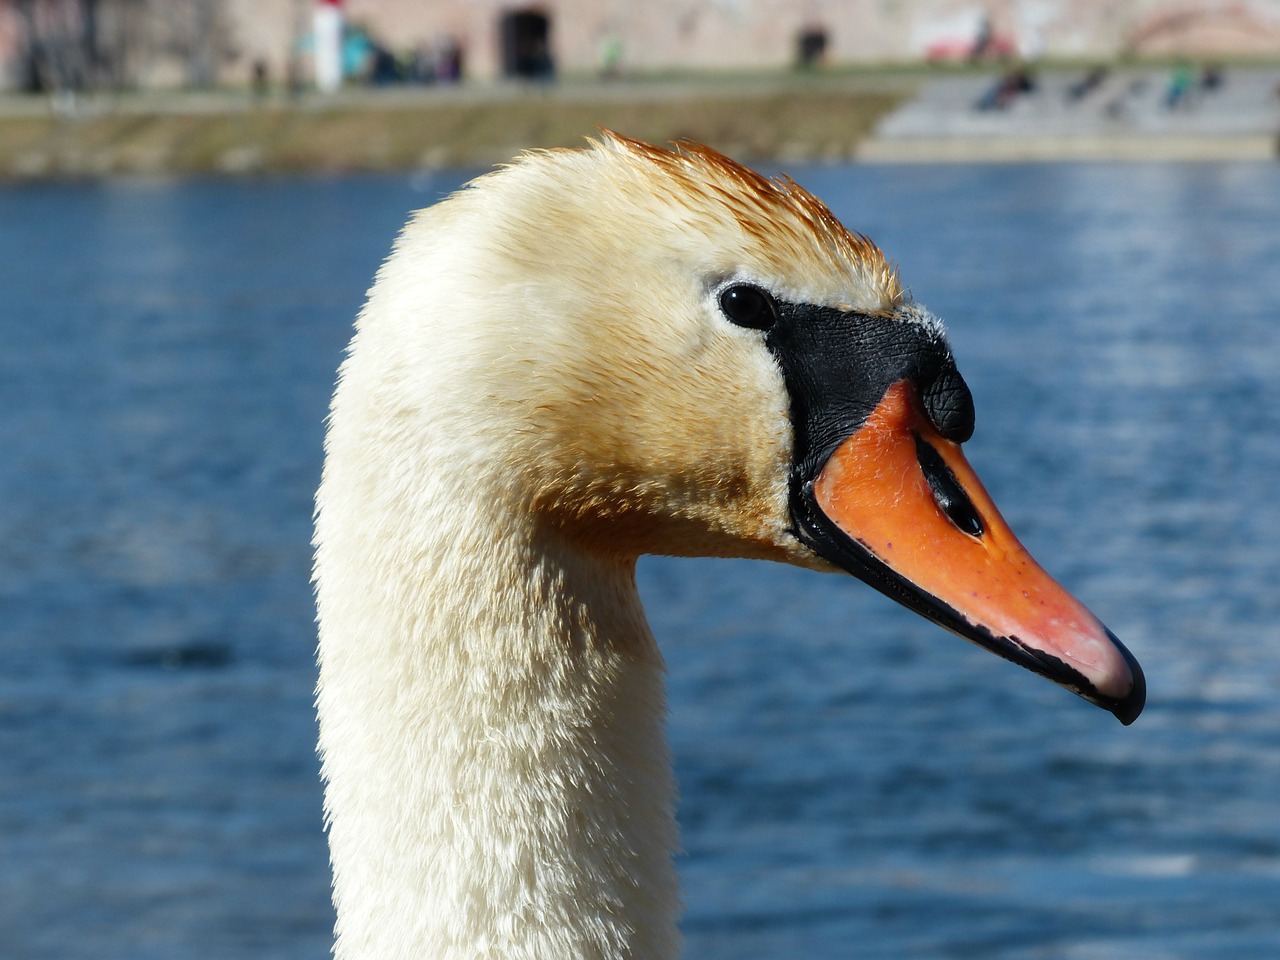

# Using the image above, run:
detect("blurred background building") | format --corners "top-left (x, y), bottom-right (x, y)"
top-left (1, 0), bottom-right (1278, 92)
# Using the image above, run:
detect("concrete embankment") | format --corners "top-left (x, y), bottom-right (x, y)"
top-left (0, 76), bottom-right (907, 180)
top-left (859, 66), bottom-right (1280, 163)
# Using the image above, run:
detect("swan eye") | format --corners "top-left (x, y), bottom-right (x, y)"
top-left (719, 284), bottom-right (778, 330)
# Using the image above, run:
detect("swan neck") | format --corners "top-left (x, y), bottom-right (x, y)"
top-left (315, 499), bottom-right (680, 960)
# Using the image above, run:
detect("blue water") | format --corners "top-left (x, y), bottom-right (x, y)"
top-left (2, 160), bottom-right (1279, 959)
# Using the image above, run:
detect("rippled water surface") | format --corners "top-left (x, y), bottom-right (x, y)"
top-left (3, 161), bottom-right (1279, 959)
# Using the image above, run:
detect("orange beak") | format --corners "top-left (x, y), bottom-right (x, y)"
top-left (801, 380), bottom-right (1144, 724)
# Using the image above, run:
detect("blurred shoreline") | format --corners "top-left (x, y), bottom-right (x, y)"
top-left (0, 74), bottom-right (907, 180)
top-left (2, 66), bottom-right (1277, 180)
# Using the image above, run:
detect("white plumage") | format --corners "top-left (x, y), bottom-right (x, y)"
top-left (313, 132), bottom-right (1142, 959)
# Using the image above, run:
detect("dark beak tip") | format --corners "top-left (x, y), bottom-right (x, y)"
top-left (1105, 629), bottom-right (1146, 726)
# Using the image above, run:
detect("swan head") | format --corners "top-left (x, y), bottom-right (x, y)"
top-left (339, 131), bottom-right (1144, 724)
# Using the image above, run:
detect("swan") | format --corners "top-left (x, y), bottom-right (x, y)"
top-left (312, 132), bottom-right (1145, 960)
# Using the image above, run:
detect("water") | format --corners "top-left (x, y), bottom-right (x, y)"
top-left (2, 161), bottom-right (1279, 959)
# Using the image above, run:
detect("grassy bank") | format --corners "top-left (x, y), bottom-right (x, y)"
top-left (0, 79), bottom-right (908, 179)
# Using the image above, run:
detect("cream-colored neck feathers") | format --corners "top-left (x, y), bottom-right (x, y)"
top-left (313, 133), bottom-right (902, 959)
top-left (315, 495), bottom-right (677, 958)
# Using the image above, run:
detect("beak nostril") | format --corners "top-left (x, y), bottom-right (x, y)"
top-left (921, 366), bottom-right (976, 443)
top-left (913, 432), bottom-right (984, 538)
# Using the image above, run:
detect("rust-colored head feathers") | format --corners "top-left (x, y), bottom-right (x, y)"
top-left (593, 130), bottom-right (903, 311)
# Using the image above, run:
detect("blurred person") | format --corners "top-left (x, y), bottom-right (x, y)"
top-left (436, 36), bottom-right (463, 83)
top-left (1067, 65), bottom-right (1108, 103)
top-left (600, 31), bottom-right (623, 80)
top-left (252, 59), bottom-right (269, 98)
top-left (971, 14), bottom-right (994, 61)
top-left (976, 65), bottom-right (1036, 111)
top-left (1166, 62), bottom-right (1194, 109)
